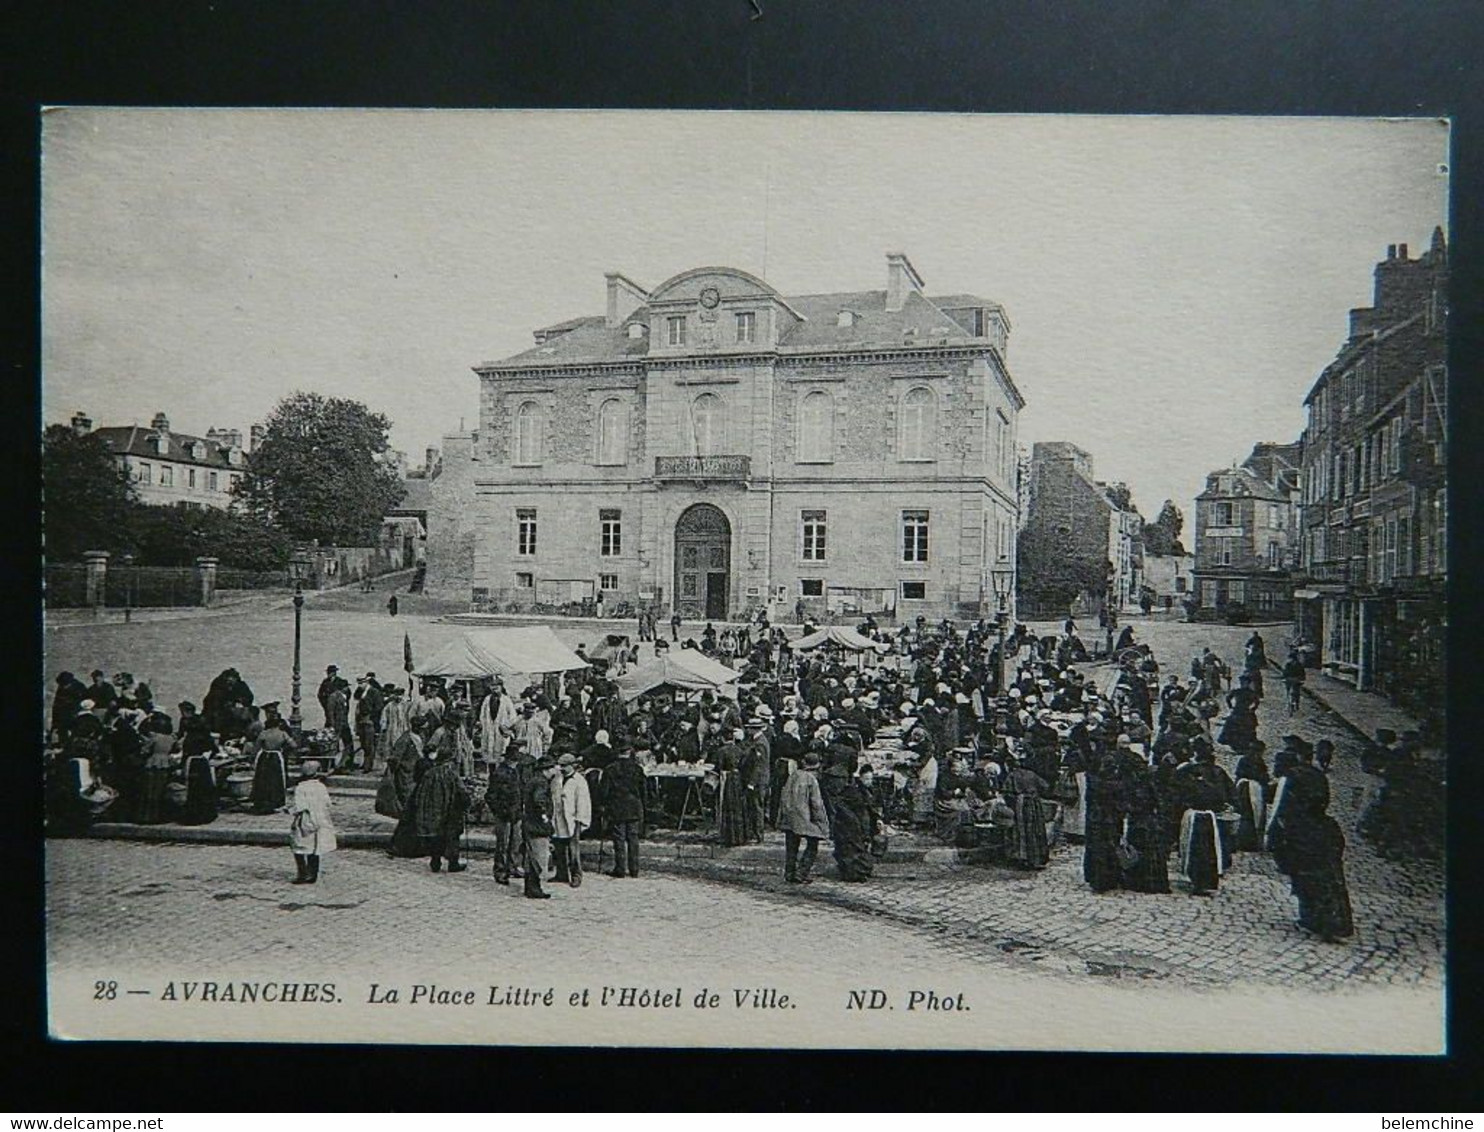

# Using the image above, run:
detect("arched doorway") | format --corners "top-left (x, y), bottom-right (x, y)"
top-left (674, 503), bottom-right (731, 621)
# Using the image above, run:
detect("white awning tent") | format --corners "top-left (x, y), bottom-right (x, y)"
top-left (616, 649), bottom-right (741, 701)
top-left (792, 625), bottom-right (891, 653)
top-left (414, 626), bottom-right (588, 683)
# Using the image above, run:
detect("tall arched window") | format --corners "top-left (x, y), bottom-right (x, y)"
top-left (596, 398), bottom-right (627, 465)
top-left (899, 386), bottom-right (936, 461)
top-left (691, 393), bottom-right (725, 456)
top-left (797, 390), bottom-right (834, 463)
top-left (514, 400), bottom-right (543, 464)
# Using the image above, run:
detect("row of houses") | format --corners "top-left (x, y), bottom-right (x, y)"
top-left (1192, 231), bottom-right (1447, 722)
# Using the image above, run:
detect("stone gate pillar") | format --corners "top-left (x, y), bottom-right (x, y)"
top-left (195, 556), bottom-right (220, 607)
top-left (83, 551), bottom-right (109, 616)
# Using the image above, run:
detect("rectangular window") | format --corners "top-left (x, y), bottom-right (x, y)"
top-left (600, 509), bottom-right (622, 557)
top-left (1175, 576), bottom-right (1187, 593)
top-left (137, 462), bottom-right (152, 485)
top-left (1229, 580), bottom-right (1246, 603)
top-left (735, 311), bottom-right (756, 344)
top-left (800, 578), bottom-right (824, 597)
top-left (1201, 581), bottom-right (1217, 608)
top-left (1268, 541), bottom-right (1281, 568)
top-left (472, 587), bottom-right (490, 604)
top-left (1391, 417), bottom-right (1403, 473)
top-left (801, 509), bottom-right (827, 561)
top-left (996, 414), bottom-right (1010, 480)
top-left (1257, 590), bottom-right (1274, 612)
top-left (666, 316), bottom-right (687, 347)
top-left (517, 508), bottom-right (537, 556)
top-left (1268, 504), bottom-right (1281, 528)
top-left (1213, 501), bottom-right (1234, 526)
top-left (900, 581), bottom-right (927, 601)
top-left (1397, 517), bottom-right (1411, 576)
top-left (159, 465), bottom-right (173, 486)
top-left (902, 510), bottom-right (929, 563)
top-left (1219, 539), bottom-right (1232, 567)
top-left (208, 471), bottom-right (219, 491)
top-left (515, 572), bottom-right (534, 589)
top-left (599, 573), bottom-right (619, 591)
top-left (188, 468), bottom-right (196, 488)
top-left (229, 473), bottom-right (239, 491)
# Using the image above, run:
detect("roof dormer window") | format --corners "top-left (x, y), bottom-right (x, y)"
top-left (190, 441), bottom-right (206, 460)
top-left (626, 322), bottom-right (646, 340)
top-left (837, 310), bottom-right (856, 328)
top-left (154, 435), bottom-right (170, 456)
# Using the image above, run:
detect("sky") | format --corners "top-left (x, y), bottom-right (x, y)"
top-left (41, 109), bottom-right (1448, 525)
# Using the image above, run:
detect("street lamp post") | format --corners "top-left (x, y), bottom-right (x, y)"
top-left (288, 552), bottom-right (312, 736)
top-left (990, 565), bottom-right (1014, 696)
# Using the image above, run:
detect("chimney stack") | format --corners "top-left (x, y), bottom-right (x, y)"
top-left (605, 272), bottom-right (650, 329)
top-left (70, 411), bottom-right (92, 435)
top-left (249, 424), bottom-right (265, 451)
top-left (1398, 243), bottom-right (1408, 260)
top-left (885, 252), bottom-right (925, 313)
top-left (425, 446), bottom-right (439, 472)
top-left (150, 412), bottom-right (170, 433)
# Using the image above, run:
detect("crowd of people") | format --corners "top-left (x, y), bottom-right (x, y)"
top-left (50, 612), bottom-right (1426, 942)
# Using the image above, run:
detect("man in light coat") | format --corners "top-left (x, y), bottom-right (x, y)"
top-left (479, 678), bottom-right (517, 764)
top-left (512, 703), bottom-right (553, 763)
top-left (778, 747), bottom-right (830, 885)
top-left (551, 753), bottom-right (592, 887)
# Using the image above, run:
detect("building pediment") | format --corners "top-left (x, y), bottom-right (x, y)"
top-left (647, 266), bottom-right (805, 321)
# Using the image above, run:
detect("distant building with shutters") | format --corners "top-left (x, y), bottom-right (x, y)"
top-left (427, 254), bottom-right (1025, 622)
top-left (70, 410), bottom-right (250, 511)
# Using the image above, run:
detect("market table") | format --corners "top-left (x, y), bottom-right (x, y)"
top-left (643, 761), bottom-right (714, 831)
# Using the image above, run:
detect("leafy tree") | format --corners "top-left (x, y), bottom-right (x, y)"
top-left (236, 393), bottom-right (406, 545)
top-left (42, 424), bottom-right (137, 561)
top-left (129, 504), bottom-right (294, 571)
top-left (1142, 499), bottom-right (1187, 556)
top-left (1016, 525), bottom-right (1109, 614)
top-left (1103, 482), bottom-right (1135, 512)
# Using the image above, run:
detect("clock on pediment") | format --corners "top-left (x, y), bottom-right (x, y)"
top-left (699, 286), bottom-right (721, 310)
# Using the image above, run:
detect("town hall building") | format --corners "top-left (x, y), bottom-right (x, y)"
top-left (427, 254), bottom-right (1025, 623)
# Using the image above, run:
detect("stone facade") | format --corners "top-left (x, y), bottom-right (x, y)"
top-left (1191, 446), bottom-right (1301, 622)
top-left (427, 256), bottom-right (1025, 622)
top-left (1018, 442), bottom-right (1141, 618)
top-left (1293, 231), bottom-right (1446, 720)
top-left (79, 411), bottom-right (249, 511)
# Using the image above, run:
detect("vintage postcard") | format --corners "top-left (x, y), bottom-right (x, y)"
top-left (41, 109), bottom-right (1448, 1051)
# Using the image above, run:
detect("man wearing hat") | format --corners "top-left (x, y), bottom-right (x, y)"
top-left (317, 665), bottom-right (339, 728)
top-left (522, 753), bottom-right (559, 898)
top-left (354, 672), bottom-right (385, 774)
top-left (602, 739), bottom-right (646, 878)
top-left (741, 716), bottom-right (772, 842)
top-left (483, 742), bottom-right (524, 885)
top-left (551, 753), bottom-right (592, 887)
top-left (778, 747), bottom-right (830, 884)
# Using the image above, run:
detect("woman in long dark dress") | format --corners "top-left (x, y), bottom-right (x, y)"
top-left (714, 733), bottom-right (750, 848)
top-left (1002, 758), bottom-right (1052, 870)
top-left (1271, 787), bottom-right (1355, 941)
top-left (1122, 759), bottom-right (1171, 893)
top-left (388, 739), bottom-right (436, 857)
top-left (1083, 752), bottom-right (1128, 892)
top-left (831, 771), bottom-right (879, 882)
top-left (1217, 674), bottom-right (1261, 754)
top-left (177, 714), bottom-right (219, 825)
top-left (249, 716), bottom-right (294, 814)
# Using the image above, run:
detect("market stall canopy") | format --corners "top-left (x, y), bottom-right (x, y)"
top-left (792, 625), bottom-right (891, 654)
top-left (616, 650), bottom-right (741, 701)
top-left (415, 626), bottom-right (588, 680)
top-left (586, 634), bottom-right (633, 665)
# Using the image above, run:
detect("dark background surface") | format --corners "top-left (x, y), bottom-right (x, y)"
top-left (5, 0), bottom-right (1481, 1111)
